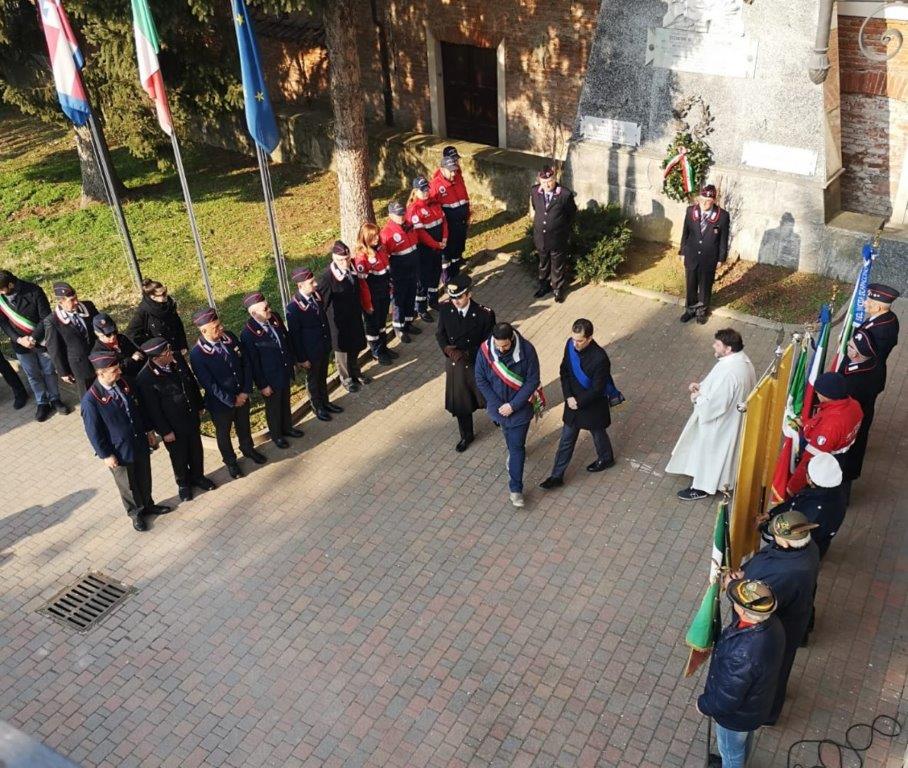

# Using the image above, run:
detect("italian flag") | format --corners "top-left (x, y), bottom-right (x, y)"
top-left (132, 0), bottom-right (173, 135)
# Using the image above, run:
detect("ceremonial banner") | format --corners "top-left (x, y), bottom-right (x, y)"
top-left (800, 304), bottom-right (831, 423)
top-left (831, 243), bottom-right (875, 370)
top-left (769, 339), bottom-right (806, 503)
top-left (36, 0), bottom-right (90, 126)
top-left (132, 0), bottom-right (174, 135)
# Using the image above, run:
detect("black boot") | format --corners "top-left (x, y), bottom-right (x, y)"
top-left (381, 332), bottom-right (399, 359)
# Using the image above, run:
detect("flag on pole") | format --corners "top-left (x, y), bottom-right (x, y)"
top-left (799, 303), bottom-right (832, 423)
top-left (36, 0), bottom-right (91, 126)
top-left (683, 497), bottom-right (729, 677)
top-left (230, 0), bottom-right (279, 153)
top-left (831, 243), bottom-right (876, 370)
top-left (769, 336), bottom-right (809, 503)
top-left (131, 0), bottom-right (173, 135)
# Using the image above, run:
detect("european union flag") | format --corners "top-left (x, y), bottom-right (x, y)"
top-left (230, 0), bottom-right (279, 153)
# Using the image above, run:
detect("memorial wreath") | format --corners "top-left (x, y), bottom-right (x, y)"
top-left (661, 133), bottom-right (713, 203)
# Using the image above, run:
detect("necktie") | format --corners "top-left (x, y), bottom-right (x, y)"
top-left (70, 312), bottom-right (86, 337)
top-left (699, 210), bottom-right (708, 234)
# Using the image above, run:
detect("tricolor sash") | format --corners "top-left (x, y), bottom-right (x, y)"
top-left (566, 339), bottom-right (625, 406)
top-left (0, 295), bottom-right (37, 334)
top-left (480, 340), bottom-right (546, 419)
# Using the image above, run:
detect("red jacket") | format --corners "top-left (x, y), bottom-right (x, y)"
top-left (787, 397), bottom-right (863, 495)
top-left (380, 219), bottom-right (420, 261)
top-left (406, 198), bottom-right (448, 249)
top-left (429, 169), bottom-right (470, 218)
top-left (353, 246), bottom-right (391, 314)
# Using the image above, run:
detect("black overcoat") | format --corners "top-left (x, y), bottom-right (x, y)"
top-left (317, 267), bottom-right (366, 354)
top-left (435, 300), bottom-right (495, 416)
top-left (559, 339), bottom-right (611, 430)
top-left (125, 295), bottom-right (189, 352)
top-left (136, 357), bottom-right (204, 437)
top-left (45, 300), bottom-right (99, 382)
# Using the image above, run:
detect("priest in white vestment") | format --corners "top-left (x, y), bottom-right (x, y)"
top-left (667, 328), bottom-right (756, 499)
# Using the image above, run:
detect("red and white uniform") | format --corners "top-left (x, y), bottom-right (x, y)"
top-left (429, 168), bottom-right (470, 218)
top-left (406, 198), bottom-right (448, 249)
top-left (353, 245), bottom-right (391, 314)
top-left (787, 397), bottom-right (863, 495)
top-left (379, 220), bottom-right (420, 261)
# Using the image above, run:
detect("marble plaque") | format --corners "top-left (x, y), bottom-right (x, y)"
top-left (741, 141), bottom-right (819, 176)
top-left (645, 27), bottom-right (758, 77)
top-left (579, 116), bottom-right (642, 147)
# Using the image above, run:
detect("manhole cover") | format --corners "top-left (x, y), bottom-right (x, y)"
top-left (37, 572), bottom-right (135, 633)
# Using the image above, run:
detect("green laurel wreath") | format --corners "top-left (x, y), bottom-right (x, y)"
top-left (661, 132), bottom-right (713, 203)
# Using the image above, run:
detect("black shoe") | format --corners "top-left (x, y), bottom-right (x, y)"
top-left (677, 487), bottom-right (709, 501)
top-left (52, 399), bottom-right (71, 415)
top-left (680, 309), bottom-right (696, 323)
top-left (554, 292), bottom-right (565, 303)
top-left (284, 427), bottom-right (304, 438)
top-left (707, 754), bottom-right (722, 768)
top-left (12, 390), bottom-right (27, 409)
top-left (418, 311), bottom-right (434, 323)
top-left (194, 477), bottom-right (217, 491)
top-left (539, 476), bottom-right (564, 490)
top-left (130, 513), bottom-right (148, 532)
top-left (533, 284), bottom-right (552, 299)
top-left (384, 347), bottom-right (400, 360)
top-left (342, 379), bottom-right (360, 393)
top-left (398, 331), bottom-right (412, 344)
top-left (375, 352), bottom-right (393, 366)
top-left (696, 311), bottom-right (708, 325)
top-left (587, 458), bottom-right (615, 472)
top-left (227, 462), bottom-right (243, 479)
top-left (273, 437), bottom-right (290, 449)
top-left (149, 504), bottom-right (172, 515)
top-left (315, 409), bottom-right (332, 421)
top-left (406, 324), bottom-right (422, 336)
top-left (455, 435), bottom-right (474, 453)
top-left (242, 449), bottom-right (267, 464)
top-left (357, 375), bottom-right (372, 385)
top-left (35, 403), bottom-right (51, 422)
top-left (608, 393), bottom-right (626, 408)
top-left (178, 486), bottom-right (193, 502)
top-left (325, 402), bottom-right (344, 414)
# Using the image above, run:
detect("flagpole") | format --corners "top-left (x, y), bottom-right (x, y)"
top-left (255, 144), bottom-right (290, 310)
top-left (86, 113), bottom-right (143, 291)
top-left (170, 131), bottom-right (216, 309)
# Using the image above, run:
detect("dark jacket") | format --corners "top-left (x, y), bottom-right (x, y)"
top-left (136, 357), bottom-right (204, 437)
top-left (125, 295), bottom-right (190, 352)
top-left (435, 300), bottom-right (496, 416)
top-left (286, 291), bottom-right (332, 364)
top-left (0, 279), bottom-right (52, 352)
top-left (189, 331), bottom-right (252, 414)
top-left (697, 615), bottom-right (786, 732)
top-left (45, 301), bottom-right (99, 382)
top-left (559, 339), bottom-right (611, 430)
top-left (318, 266), bottom-right (367, 353)
top-left (91, 334), bottom-right (145, 381)
top-left (839, 354), bottom-right (884, 481)
top-left (474, 332), bottom-right (541, 428)
top-left (766, 485), bottom-right (846, 558)
top-left (240, 314), bottom-right (295, 392)
top-left (80, 377), bottom-right (150, 465)
top-left (680, 204), bottom-right (731, 269)
top-left (531, 184), bottom-right (577, 253)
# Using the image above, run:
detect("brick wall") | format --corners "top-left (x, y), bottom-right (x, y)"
top-left (259, 38), bottom-right (329, 106)
top-left (838, 15), bottom-right (908, 216)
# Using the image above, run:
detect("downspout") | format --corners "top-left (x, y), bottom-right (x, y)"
top-left (809, 0), bottom-right (835, 83)
top-left (370, 0), bottom-right (395, 126)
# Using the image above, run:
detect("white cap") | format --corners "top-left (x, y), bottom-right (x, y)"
top-left (807, 453), bottom-right (842, 488)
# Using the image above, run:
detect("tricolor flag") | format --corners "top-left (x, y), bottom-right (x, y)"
top-left (769, 336), bottom-right (809, 504)
top-left (800, 303), bottom-right (832, 424)
top-left (131, 0), bottom-right (173, 135)
top-left (36, 0), bottom-right (91, 126)
top-left (831, 243), bottom-right (876, 370)
top-left (230, 0), bottom-right (279, 153)
top-left (683, 497), bottom-right (729, 677)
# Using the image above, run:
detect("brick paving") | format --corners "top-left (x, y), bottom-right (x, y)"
top-left (0, 257), bottom-right (905, 767)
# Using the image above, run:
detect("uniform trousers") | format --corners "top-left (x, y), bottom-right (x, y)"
top-left (390, 256), bottom-right (419, 329)
top-left (110, 450), bottom-right (154, 518)
top-left (164, 430), bottom-right (205, 488)
top-left (210, 402), bottom-right (254, 465)
top-left (335, 351), bottom-right (363, 384)
top-left (456, 413), bottom-right (474, 440)
top-left (264, 386), bottom-right (293, 438)
top-left (442, 212), bottom-right (468, 279)
top-left (538, 249), bottom-right (568, 293)
top-left (685, 262), bottom-right (717, 310)
top-left (1, 351), bottom-right (26, 399)
top-left (305, 355), bottom-right (330, 408)
top-left (363, 278), bottom-right (391, 356)
top-left (16, 350), bottom-right (59, 404)
top-left (550, 424), bottom-right (614, 478)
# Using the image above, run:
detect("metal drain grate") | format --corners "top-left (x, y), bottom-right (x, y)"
top-left (37, 572), bottom-right (135, 633)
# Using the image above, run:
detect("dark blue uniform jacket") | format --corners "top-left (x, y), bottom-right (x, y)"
top-left (80, 378), bottom-right (149, 465)
top-left (189, 331), bottom-right (252, 413)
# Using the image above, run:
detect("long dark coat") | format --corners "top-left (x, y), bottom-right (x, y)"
top-left (559, 339), bottom-right (611, 430)
top-left (317, 267), bottom-right (366, 354)
top-left (838, 355), bottom-right (885, 481)
top-left (45, 300), bottom-right (99, 383)
top-left (435, 300), bottom-right (495, 416)
top-left (125, 295), bottom-right (190, 352)
top-left (136, 357), bottom-right (204, 438)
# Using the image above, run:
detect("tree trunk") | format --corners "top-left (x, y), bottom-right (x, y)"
top-left (74, 120), bottom-right (126, 208)
top-left (322, 0), bottom-right (375, 248)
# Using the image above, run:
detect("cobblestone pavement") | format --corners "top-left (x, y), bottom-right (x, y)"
top-left (1, 256), bottom-right (905, 768)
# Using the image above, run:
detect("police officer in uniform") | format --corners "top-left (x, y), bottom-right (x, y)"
top-left (189, 307), bottom-right (266, 479)
top-left (136, 337), bottom-right (215, 502)
top-left (838, 330), bottom-right (884, 485)
top-left (435, 274), bottom-right (495, 452)
top-left (679, 184), bottom-right (730, 324)
top-left (854, 283), bottom-right (899, 390)
top-left (531, 166), bottom-right (577, 303)
top-left (45, 281), bottom-right (99, 398)
top-left (91, 313), bottom-right (145, 381)
top-left (81, 348), bottom-right (171, 531)
top-left (240, 291), bottom-right (302, 449)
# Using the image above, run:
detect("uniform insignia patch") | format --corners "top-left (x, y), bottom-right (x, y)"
top-left (817, 436), bottom-right (827, 446)
top-left (393, 233), bottom-right (402, 242)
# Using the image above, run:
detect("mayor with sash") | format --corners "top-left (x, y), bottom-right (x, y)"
top-left (540, 319), bottom-right (616, 491)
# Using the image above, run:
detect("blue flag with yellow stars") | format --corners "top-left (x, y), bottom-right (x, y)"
top-left (230, 0), bottom-right (279, 153)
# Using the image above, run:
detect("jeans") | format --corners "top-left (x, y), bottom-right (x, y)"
top-left (715, 724), bottom-right (754, 768)
top-left (551, 423), bottom-right (614, 479)
top-left (502, 421), bottom-right (531, 493)
top-left (16, 350), bottom-right (59, 404)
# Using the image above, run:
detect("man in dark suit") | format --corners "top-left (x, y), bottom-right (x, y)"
top-left (531, 166), bottom-right (577, 303)
top-left (136, 337), bottom-right (215, 502)
top-left (91, 313), bottom-right (145, 381)
top-left (45, 281), bottom-right (99, 398)
top-left (435, 274), bottom-right (496, 452)
top-left (540, 318), bottom-right (616, 490)
top-left (679, 184), bottom-right (731, 324)
top-left (188, 307), bottom-right (266, 479)
top-left (0, 269), bottom-right (69, 420)
top-left (240, 291), bottom-right (302, 449)
top-left (854, 283), bottom-right (899, 390)
top-left (286, 267), bottom-right (343, 422)
top-left (81, 349), bottom-right (171, 532)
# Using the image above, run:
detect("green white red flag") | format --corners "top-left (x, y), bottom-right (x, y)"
top-left (131, 0), bottom-right (173, 135)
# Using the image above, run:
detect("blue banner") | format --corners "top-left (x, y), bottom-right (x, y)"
top-left (852, 242), bottom-right (876, 325)
top-left (230, 0), bottom-right (279, 153)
